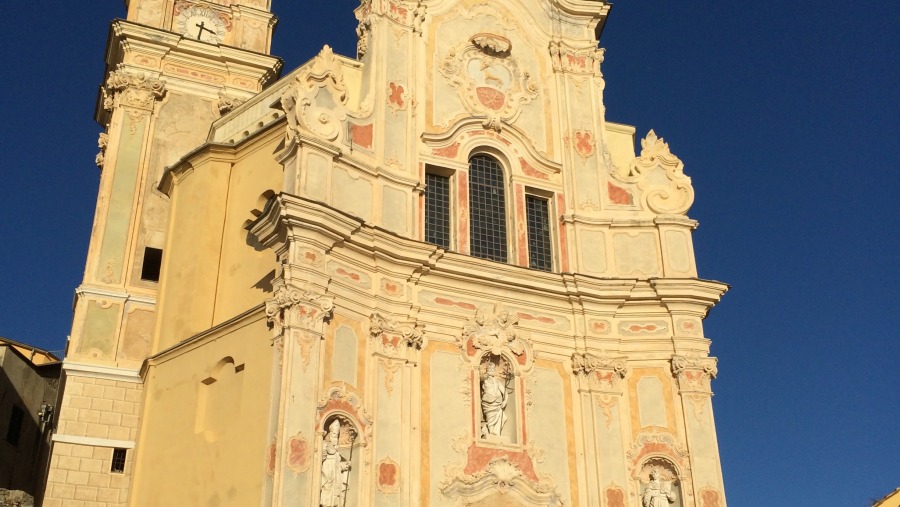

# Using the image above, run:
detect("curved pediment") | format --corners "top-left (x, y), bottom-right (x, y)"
top-left (422, 118), bottom-right (562, 184)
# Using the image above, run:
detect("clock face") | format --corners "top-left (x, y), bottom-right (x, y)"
top-left (176, 6), bottom-right (226, 44)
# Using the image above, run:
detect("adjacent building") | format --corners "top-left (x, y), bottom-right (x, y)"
top-left (0, 337), bottom-right (59, 501)
top-left (43, 1), bottom-right (730, 506)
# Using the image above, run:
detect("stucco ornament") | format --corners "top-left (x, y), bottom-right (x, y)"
top-left (441, 457), bottom-right (562, 506)
top-left (216, 91), bottom-right (245, 115)
top-left (280, 45), bottom-right (349, 143)
top-left (95, 133), bottom-right (109, 169)
top-left (462, 308), bottom-right (526, 357)
top-left (439, 35), bottom-right (538, 129)
top-left (611, 130), bottom-right (695, 214)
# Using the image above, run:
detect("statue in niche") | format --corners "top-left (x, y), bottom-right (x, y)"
top-left (320, 419), bottom-right (351, 507)
top-left (642, 468), bottom-right (677, 507)
top-left (480, 357), bottom-right (512, 438)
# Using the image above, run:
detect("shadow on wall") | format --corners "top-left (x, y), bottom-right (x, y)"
top-left (0, 366), bottom-right (52, 497)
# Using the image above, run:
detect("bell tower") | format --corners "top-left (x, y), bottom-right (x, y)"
top-left (43, 1), bottom-right (281, 505)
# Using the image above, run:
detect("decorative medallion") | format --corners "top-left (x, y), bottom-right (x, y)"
top-left (439, 36), bottom-right (538, 128)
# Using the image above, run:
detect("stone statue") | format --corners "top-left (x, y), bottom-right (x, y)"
top-left (320, 420), bottom-right (351, 507)
top-left (480, 362), bottom-right (508, 438)
top-left (642, 468), bottom-right (676, 507)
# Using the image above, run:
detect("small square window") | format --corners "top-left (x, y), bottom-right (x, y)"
top-left (111, 448), bottom-right (127, 473)
top-left (141, 247), bottom-right (163, 282)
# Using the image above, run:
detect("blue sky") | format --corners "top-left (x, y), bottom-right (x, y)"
top-left (0, 1), bottom-right (897, 505)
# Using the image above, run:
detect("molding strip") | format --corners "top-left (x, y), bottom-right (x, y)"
top-left (52, 434), bottom-right (135, 449)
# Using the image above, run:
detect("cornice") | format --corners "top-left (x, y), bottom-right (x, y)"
top-left (141, 304), bottom-right (267, 377)
top-left (106, 20), bottom-right (282, 87)
top-left (249, 194), bottom-right (728, 314)
top-left (63, 362), bottom-right (142, 384)
top-left (76, 285), bottom-right (156, 306)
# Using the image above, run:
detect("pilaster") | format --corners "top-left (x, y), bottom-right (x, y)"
top-left (671, 355), bottom-right (727, 507)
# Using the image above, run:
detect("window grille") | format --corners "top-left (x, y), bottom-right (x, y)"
top-left (468, 155), bottom-right (507, 262)
top-left (425, 173), bottom-right (451, 249)
top-left (111, 448), bottom-right (127, 473)
top-left (526, 195), bottom-right (552, 271)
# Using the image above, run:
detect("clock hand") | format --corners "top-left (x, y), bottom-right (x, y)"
top-left (195, 21), bottom-right (217, 40)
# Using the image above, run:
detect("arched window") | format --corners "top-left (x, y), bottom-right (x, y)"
top-left (468, 154), bottom-right (507, 262)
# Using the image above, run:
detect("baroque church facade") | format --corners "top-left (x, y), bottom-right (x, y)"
top-left (42, 0), bottom-right (729, 506)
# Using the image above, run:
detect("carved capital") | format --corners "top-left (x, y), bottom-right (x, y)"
top-left (370, 312), bottom-right (426, 356)
top-left (572, 352), bottom-right (627, 392)
top-left (549, 41), bottom-right (604, 76)
top-left (671, 355), bottom-right (717, 393)
top-left (102, 70), bottom-right (166, 112)
top-left (264, 280), bottom-right (333, 336)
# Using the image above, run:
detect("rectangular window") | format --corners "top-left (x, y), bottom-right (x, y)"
top-left (425, 172), bottom-right (451, 249)
top-left (111, 448), bottom-right (127, 473)
top-left (5, 405), bottom-right (23, 446)
top-left (525, 195), bottom-right (552, 271)
top-left (141, 247), bottom-right (163, 282)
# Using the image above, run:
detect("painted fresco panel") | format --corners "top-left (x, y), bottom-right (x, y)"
top-left (95, 121), bottom-right (146, 284)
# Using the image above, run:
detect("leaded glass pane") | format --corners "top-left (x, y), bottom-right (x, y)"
top-left (425, 173), bottom-right (450, 249)
top-left (468, 155), bottom-right (507, 262)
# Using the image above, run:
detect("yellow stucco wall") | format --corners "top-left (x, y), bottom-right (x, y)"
top-left (154, 129), bottom-right (282, 353)
top-left (129, 309), bottom-right (272, 507)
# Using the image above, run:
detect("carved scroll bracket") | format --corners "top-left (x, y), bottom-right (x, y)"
top-left (611, 130), bottom-right (695, 215)
top-left (671, 355), bottom-right (717, 394)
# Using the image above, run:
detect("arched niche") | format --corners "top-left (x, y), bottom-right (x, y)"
top-left (317, 413), bottom-right (363, 507)
top-left (476, 351), bottom-right (522, 445)
top-left (637, 457), bottom-right (684, 507)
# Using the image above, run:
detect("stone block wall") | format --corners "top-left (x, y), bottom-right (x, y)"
top-left (42, 375), bottom-right (141, 506)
